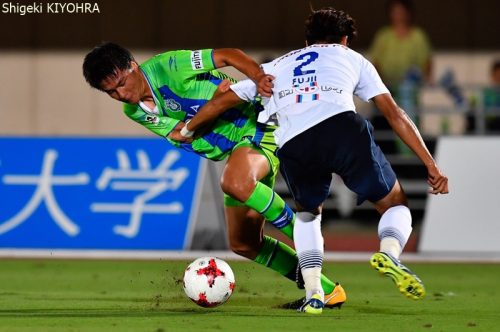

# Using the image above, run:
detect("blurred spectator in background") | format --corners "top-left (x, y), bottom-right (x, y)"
top-left (369, 0), bottom-right (432, 154)
top-left (484, 60), bottom-right (500, 132)
top-left (370, 0), bottom-right (432, 86)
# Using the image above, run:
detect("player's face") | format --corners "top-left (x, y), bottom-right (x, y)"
top-left (100, 62), bottom-right (144, 104)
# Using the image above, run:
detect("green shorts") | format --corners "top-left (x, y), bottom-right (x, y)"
top-left (223, 127), bottom-right (280, 207)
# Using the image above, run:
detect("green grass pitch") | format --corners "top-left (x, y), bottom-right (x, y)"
top-left (0, 259), bottom-right (499, 331)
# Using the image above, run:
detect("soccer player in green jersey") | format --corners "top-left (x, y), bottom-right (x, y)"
top-left (82, 42), bottom-right (346, 308)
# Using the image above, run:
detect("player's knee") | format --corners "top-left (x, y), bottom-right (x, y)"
top-left (374, 181), bottom-right (408, 214)
top-left (220, 174), bottom-right (256, 202)
top-left (387, 182), bottom-right (408, 205)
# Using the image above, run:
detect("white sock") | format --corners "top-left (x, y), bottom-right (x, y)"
top-left (294, 212), bottom-right (323, 253)
top-left (378, 205), bottom-right (412, 260)
top-left (294, 212), bottom-right (324, 300)
top-left (380, 237), bottom-right (402, 259)
top-left (302, 267), bottom-right (324, 301)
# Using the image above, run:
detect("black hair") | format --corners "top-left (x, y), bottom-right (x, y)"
top-left (304, 7), bottom-right (357, 46)
top-left (82, 42), bottom-right (135, 90)
top-left (386, 0), bottom-right (415, 24)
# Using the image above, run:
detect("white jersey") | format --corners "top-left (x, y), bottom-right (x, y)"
top-left (231, 44), bottom-right (390, 147)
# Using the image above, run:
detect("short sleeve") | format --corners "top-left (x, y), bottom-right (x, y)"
top-left (153, 49), bottom-right (216, 82)
top-left (228, 61), bottom-right (273, 101)
top-left (230, 79), bottom-right (258, 102)
top-left (123, 104), bottom-right (180, 138)
top-left (354, 57), bottom-right (390, 102)
top-left (260, 61), bottom-right (276, 75)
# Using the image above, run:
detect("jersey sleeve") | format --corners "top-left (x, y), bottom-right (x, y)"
top-left (123, 104), bottom-right (180, 138)
top-left (229, 79), bottom-right (258, 102)
top-left (354, 57), bottom-right (390, 102)
top-left (163, 49), bottom-right (217, 82)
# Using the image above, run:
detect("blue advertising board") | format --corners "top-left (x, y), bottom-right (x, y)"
top-left (0, 137), bottom-right (204, 250)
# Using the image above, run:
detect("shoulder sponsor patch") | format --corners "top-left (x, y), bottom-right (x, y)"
top-left (191, 50), bottom-right (204, 70)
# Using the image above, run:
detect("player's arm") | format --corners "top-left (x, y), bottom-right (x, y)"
top-left (213, 48), bottom-right (274, 97)
top-left (192, 90), bottom-right (243, 129)
top-left (123, 104), bottom-right (181, 141)
top-left (356, 57), bottom-right (448, 195)
top-left (169, 90), bottom-right (244, 143)
top-left (170, 79), bottom-right (257, 142)
top-left (372, 93), bottom-right (449, 195)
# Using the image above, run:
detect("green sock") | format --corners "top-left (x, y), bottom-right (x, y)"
top-left (245, 182), bottom-right (294, 239)
top-left (254, 235), bottom-right (297, 278)
top-left (254, 236), bottom-right (335, 294)
top-left (320, 275), bottom-right (335, 295)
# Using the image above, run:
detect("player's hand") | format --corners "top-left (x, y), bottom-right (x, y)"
top-left (426, 163), bottom-right (449, 195)
top-left (168, 122), bottom-right (193, 143)
top-left (214, 79), bottom-right (232, 98)
top-left (256, 74), bottom-right (274, 97)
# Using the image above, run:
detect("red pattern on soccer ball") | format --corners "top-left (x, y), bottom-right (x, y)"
top-left (229, 282), bottom-right (235, 291)
top-left (196, 258), bottom-right (225, 287)
top-left (194, 292), bottom-right (220, 308)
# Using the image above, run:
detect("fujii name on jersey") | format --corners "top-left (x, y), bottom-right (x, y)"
top-left (1, 2), bottom-right (100, 15)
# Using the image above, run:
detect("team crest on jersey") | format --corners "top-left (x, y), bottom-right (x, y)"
top-left (165, 99), bottom-right (182, 112)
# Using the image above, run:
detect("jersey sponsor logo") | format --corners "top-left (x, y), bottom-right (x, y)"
top-left (190, 105), bottom-right (200, 112)
top-left (165, 99), bottom-right (182, 112)
top-left (191, 50), bottom-right (204, 70)
top-left (278, 89), bottom-right (294, 99)
top-left (293, 81), bottom-right (319, 94)
top-left (320, 86), bottom-right (343, 94)
top-left (292, 82), bottom-right (320, 103)
top-left (292, 76), bottom-right (317, 85)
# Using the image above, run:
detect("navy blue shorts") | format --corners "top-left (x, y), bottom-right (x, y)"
top-left (277, 111), bottom-right (397, 211)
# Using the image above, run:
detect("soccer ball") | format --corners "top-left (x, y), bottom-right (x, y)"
top-left (183, 257), bottom-right (235, 308)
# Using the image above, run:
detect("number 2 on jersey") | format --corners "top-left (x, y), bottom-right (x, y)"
top-left (293, 51), bottom-right (319, 77)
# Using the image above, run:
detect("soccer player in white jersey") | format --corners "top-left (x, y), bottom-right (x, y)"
top-left (172, 7), bottom-right (449, 314)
